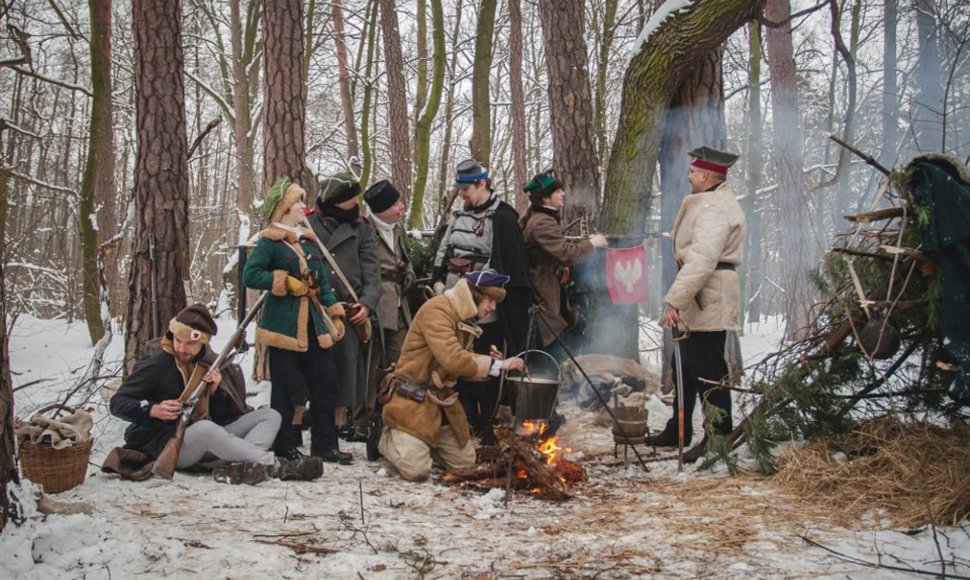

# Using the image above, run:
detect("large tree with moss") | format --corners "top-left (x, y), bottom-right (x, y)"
top-left (594, 0), bottom-right (765, 358)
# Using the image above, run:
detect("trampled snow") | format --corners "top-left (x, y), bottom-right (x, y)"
top-left (3, 314), bottom-right (968, 578)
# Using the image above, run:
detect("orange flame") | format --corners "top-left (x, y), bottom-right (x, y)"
top-left (520, 420), bottom-right (549, 436)
top-left (538, 436), bottom-right (563, 464)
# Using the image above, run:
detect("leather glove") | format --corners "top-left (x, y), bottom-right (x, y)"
top-left (286, 276), bottom-right (309, 296)
top-left (433, 281), bottom-right (446, 296)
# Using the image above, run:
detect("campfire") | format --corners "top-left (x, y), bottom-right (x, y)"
top-left (444, 421), bottom-right (587, 501)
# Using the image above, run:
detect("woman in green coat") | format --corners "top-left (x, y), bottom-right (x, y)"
top-left (243, 177), bottom-right (353, 465)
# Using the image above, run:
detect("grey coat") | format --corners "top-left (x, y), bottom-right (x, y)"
top-left (307, 210), bottom-right (381, 407)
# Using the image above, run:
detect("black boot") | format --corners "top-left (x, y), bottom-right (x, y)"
top-left (269, 456), bottom-right (324, 481)
top-left (366, 412), bottom-right (383, 461)
top-left (315, 449), bottom-right (354, 465)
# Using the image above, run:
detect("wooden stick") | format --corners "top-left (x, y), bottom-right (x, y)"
top-left (843, 207), bottom-right (905, 223)
top-left (827, 133), bottom-right (891, 176)
top-left (253, 539), bottom-right (339, 555)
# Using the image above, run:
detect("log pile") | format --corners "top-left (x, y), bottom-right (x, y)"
top-left (443, 426), bottom-right (586, 501)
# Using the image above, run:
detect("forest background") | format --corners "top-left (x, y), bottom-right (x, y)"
top-left (0, 0), bottom-right (967, 529)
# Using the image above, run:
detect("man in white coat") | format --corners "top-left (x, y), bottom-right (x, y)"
top-left (648, 146), bottom-right (746, 461)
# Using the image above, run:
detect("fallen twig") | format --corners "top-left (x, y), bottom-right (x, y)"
top-left (253, 538), bottom-right (339, 555)
top-left (801, 535), bottom-right (970, 579)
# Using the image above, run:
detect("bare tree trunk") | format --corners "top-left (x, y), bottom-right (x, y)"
top-left (409, 0), bottom-right (445, 229)
top-left (126, 0), bottom-right (191, 373)
top-left (331, 0), bottom-right (360, 166)
top-left (880, 0), bottom-right (898, 166)
top-left (415, 0), bottom-right (428, 125)
top-left (912, 0), bottom-right (943, 152)
top-left (765, 0), bottom-right (812, 340)
top-left (508, 0), bottom-right (528, 211)
top-left (230, 0), bottom-right (259, 224)
top-left (434, 0), bottom-right (464, 202)
top-left (79, 0), bottom-right (115, 344)
top-left (744, 21), bottom-right (764, 324)
top-left (0, 125), bottom-right (19, 531)
top-left (593, 0), bottom-right (618, 183)
top-left (263, 0), bottom-right (314, 199)
top-left (470, 0), bottom-right (496, 165)
top-left (359, 0), bottom-right (379, 188)
top-left (302, 0), bottom-right (317, 104)
top-left (379, 0), bottom-right (412, 199)
top-left (538, 0), bottom-right (600, 223)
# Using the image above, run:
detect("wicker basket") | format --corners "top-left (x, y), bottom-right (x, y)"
top-left (18, 404), bottom-right (94, 494)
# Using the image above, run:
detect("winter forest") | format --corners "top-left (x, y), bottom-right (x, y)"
top-left (1, 0), bottom-right (969, 576)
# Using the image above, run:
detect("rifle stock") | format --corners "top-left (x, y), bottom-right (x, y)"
top-left (151, 294), bottom-right (267, 480)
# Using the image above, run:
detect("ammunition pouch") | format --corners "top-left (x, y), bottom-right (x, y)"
top-left (394, 378), bottom-right (428, 403)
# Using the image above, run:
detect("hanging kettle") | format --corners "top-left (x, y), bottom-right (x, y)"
top-left (858, 312), bottom-right (901, 360)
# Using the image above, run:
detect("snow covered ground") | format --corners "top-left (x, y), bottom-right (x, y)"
top-left (3, 314), bottom-right (968, 579)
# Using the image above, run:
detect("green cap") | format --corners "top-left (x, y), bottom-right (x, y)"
top-left (523, 167), bottom-right (563, 201)
top-left (319, 171), bottom-right (361, 204)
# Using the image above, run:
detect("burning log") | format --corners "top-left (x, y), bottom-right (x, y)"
top-left (444, 424), bottom-right (586, 501)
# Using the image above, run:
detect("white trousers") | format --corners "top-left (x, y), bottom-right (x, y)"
top-left (378, 425), bottom-right (476, 481)
top-left (176, 408), bottom-right (281, 468)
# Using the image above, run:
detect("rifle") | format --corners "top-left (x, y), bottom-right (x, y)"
top-left (301, 217), bottom-right (372, 342)
top-left (149, 233), bottom-right (159, 338)
top-left (151, 294), bottom-right (267, 480)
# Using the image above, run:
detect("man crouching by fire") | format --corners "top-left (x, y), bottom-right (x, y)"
top-left (378, 269), bottom-right (525, 481)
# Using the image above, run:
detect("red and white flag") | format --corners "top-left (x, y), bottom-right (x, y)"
top-left (604, 244), bottom-right (648, 304)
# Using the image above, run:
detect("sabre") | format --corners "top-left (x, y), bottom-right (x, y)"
top-left (672, 322), bottom-right (690, 473)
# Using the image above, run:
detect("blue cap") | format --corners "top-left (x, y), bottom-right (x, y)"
top-left (455, 158), bottom-right (489, 185)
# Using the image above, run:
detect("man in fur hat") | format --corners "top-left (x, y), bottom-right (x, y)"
top-left (648, 146), bottom-right (746, 462)
top-left (362, 179), bottom-right (414, 460)
top-left (108, 303), bottom-right (324, 483)
top-left (379, 269), bottom-right (525, 481)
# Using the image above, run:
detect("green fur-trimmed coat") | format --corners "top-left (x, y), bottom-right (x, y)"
top-left (243, 225), bottom-right (340, 351)
top-left (382, 279), bottom-right (493, 447)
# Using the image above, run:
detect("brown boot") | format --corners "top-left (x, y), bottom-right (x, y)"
top-left (212, 462), bottom-right (270, 485)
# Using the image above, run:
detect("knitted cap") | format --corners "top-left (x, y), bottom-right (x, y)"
top-left (319, 171), bottom-right (361, 204)
top-left (363, 179), bottom-right (401, 214)
top-left (465, 268), bottom-right (510, 303)
top-left (169, 303), bottom-right (218, 344)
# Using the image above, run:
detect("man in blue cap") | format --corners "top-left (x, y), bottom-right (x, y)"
top-left (430, 159), bottom-right (533, 445)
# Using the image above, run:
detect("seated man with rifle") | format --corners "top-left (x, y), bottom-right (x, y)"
top-left (107, 304), bottom-right (323, 484)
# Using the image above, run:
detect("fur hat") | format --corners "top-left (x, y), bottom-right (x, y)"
top-left (464, 268), bottom-right (510, 303)
top-left (319, 171), bottom-right (361, 204)
top-left (455, 158), bottom-right (489, 185)
top-left (263, 177), bottom-right (306, 223)
top-left (169, 303), bottom-right (218, 344)
top-left (363, 179), bottom-right (401, 214)
top-left (523, 167), bottom-right (563, 205)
